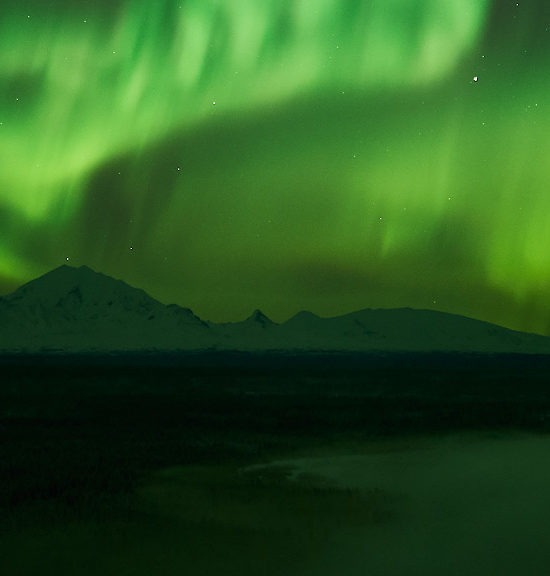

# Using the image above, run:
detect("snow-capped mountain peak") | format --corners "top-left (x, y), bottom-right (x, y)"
top-left (244, 309), bottom-right (275, 327)
top-left (0, 265), bottom-right (209, 351)
top-left (1, 265), bottom-right (550, 354)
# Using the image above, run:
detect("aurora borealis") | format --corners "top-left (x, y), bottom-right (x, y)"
top-left (2, 0), bottom-right (550, 335)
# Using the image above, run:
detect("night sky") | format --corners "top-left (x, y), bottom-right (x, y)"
top-left (2, 1), bottom-right (550, 335)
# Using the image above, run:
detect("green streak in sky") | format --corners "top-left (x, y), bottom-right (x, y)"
top-left (7, 1), bottom-right (550, 337)
top-left (1, 0), bottom-right (488, 220)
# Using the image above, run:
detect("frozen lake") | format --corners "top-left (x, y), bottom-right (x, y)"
top-left (4, 432), bottom-right (550, 575)
top-left (255, 432), bottom-right (550, 575)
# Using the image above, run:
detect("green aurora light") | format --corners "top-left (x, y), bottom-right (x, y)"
top-left (2, 0), bottom-right (550, 336)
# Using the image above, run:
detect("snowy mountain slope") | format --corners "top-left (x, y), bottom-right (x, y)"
top-left (0, 265), bottom-right (549, 354)
top-left (0, 265), bottom-right (212, 351)
top-left (276, 307), bottom-right (550, 353)
top-left (216, 309), bottom-right (281, 349)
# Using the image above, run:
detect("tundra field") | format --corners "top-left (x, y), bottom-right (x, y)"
top-left (2, 353), bottom-right (550, 575)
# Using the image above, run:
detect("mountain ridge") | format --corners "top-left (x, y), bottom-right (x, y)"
top-left (1, 265), bottom-right (549, 354)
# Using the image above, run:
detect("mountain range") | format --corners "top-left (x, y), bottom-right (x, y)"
top-left (0, 264), bottom-right (549, 354)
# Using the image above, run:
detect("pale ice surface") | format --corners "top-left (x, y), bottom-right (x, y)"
top-left (253, 433), bottom-right (550, 575)
top-left (4, 433), bottom-right (550, 575)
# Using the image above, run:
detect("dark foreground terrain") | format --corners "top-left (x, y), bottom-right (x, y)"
top-left (2, 352), bottom-right (550, 574)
